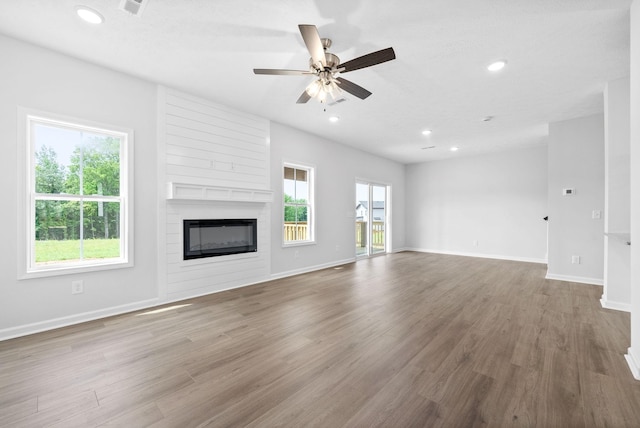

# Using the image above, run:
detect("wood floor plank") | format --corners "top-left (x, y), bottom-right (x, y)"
top-left (484, 364), bottom-right (542, 427)
top-left (1, 252), bottom-right (640, 427)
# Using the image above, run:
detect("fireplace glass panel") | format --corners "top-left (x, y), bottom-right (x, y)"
top-left (183, 219), bottom-right (257, 260)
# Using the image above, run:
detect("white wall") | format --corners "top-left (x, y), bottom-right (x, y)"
top-left (269, 122), bottom-right (406, 277)
top-left (603, 77), bottom-right (631, 311)
top-left (404, 146), bottom-right (548, 262)
top-left (627, 0), bottom-right (640, 380)
top-left (547, 114), bottom-right (605, 284)
top-left (0, 35), bottom-right (159, 338)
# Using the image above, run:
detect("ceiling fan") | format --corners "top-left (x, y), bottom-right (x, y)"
top-left (253, 24), bottom-right (396, 104)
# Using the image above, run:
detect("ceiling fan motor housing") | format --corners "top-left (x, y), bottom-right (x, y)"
top-left (309, 52), bottom-right (340, 72)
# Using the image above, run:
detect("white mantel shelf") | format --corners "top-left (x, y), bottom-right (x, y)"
top-left (167, 182), bottom-right (273, 203)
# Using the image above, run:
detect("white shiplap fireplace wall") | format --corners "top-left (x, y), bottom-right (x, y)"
top-left (157, 86), bottom-right (271, 302)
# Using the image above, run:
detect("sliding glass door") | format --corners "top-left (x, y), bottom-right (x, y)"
top-left (356, 182), bottom-right (387, 257)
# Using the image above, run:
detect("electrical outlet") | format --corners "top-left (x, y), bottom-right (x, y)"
top-left (294, 250), bottom-right (299, 259)
top-left (335, 245), bottom-right (340, 252)
top-left (571, 255), bottom-right (580, 264)
top-left (473, 240), bottom-right (479, 247)
top-left (592, 210), bottom-right (602, 219)
top-left (71, 280), bottom-right (84, 294)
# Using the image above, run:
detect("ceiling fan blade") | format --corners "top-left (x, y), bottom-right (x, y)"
top-left (298, 24), bottom-right (326, 68)
top-left (336, 77), bottom-right (372, 100)
top-left (296, 90), bottom-right (312, 104)
top-left (253, 69), bottom-right (313, 75)
top-left (339, 47), bottom-right (396, 73)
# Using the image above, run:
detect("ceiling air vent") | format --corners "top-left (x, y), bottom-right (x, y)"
top-left (119, 0), bottom-right (150, 16)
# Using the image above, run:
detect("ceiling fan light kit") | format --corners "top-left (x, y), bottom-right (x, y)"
top-left (254, 24), bottom-right (396, 104)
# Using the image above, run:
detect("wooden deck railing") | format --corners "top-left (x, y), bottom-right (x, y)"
top-left (284, 223), bottom-right (308, 241)
top-left (285, 221), bottom-right (385, 250)
top-left (356, 221), bottom-right (385, 249)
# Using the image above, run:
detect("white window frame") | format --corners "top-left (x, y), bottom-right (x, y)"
top-left (283, 161), bottom-right (315, 247)
top-left (18, 108), bottom-right (134, 279)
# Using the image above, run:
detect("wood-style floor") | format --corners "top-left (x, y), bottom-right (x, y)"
top-left (1, 252), bottom-right (639, 427)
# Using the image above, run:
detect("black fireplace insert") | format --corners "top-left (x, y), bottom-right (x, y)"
top-left (183, 219), bottom-right (257, 260)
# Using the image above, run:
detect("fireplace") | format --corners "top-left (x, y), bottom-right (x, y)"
top-left (183, 219), bottom-right (257, 260)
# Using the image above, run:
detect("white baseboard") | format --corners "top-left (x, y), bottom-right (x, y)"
top-left (270, 257), bottom-right (356, 280)
top-left (404, 247), bottom-right (547, 264)
top-left (0, 298), bottom-right (161, 342)
top-left (600, 297), bottom-right (631, 312)
top-left (625, 348), bottom-right (640, 381)
top-left (1, 256), bottom-right (361, 342)
top-left (545, 272), bottom-right (603, 286)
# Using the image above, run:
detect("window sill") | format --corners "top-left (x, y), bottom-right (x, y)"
top-left (282, 241), bottom-right (316, 248)
top-left (19, 259), bottom-right (133, 280)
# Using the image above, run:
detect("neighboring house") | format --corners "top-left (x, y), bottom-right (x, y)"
top-left (355, 201), bottom-right (385, 222)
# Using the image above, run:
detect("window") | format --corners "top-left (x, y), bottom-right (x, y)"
top-left (283, 163), bottom-right (314, 244)
top-left (22, 112), bottom-right (132, 276)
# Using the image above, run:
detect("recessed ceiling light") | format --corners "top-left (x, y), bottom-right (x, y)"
top-left (328, 116), bottom-right (339, 123)
top-left (487, 60), bottom-right (507, 72)
top-left (76, 6), bottom-right (104, 24)
top-left (421, 129), bottom-right (432, 136)
top-left (450, 147), bottom-right (459, 152)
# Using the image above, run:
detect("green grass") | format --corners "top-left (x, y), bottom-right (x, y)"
top-left (36, 239), bottom-right (120, 263)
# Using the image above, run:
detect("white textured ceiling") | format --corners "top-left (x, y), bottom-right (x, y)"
top-left (0, 0), bottom-right (631, 163)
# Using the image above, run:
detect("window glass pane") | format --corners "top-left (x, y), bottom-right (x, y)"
top-left (297, 205), bottom-right (308, 223)
top-left (372, 185), bottom-right (386, 254)
top-left (284, 206), bottom-right (310, 241)
top-left (35, 238), bottom-right (81, 265)
top-left (82, 201), bottom-right (121, 259)
top-left (34, 123), bottom-right (81, 194)
top-left (284, 177), bottom-right (295, 202)
top-left (83, 201), bottom-right (121, 241)
top-left (33, 124), bottom-right (121, 197)
top-left (35, 200), bottom-right (68, 241)
top-left (295, 168), bottom-right (307, 182)
top-left (35, 200), bottom-right (80, 264)
top-left (284, 204), bottom-right (296, 223)
top-left (284, 216), bottom-right (295, 241)
top-left (81, 134), bottom-right (121, 197)
top-left (372, 185), bottom-right (386, 221)
top-left (295, 178), bottom-right (308, 203)
top-left (62, 201), bottom-right (82, 240)
top-left (284, 166), bottom-right (295, 180)
top-left (296, 207), bottom-right (308, 241)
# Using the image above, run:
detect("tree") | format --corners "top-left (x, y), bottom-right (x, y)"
top-left (34, 146), bottom-right (67, 239)
top-left (35, 146), bottom-right (66, 193)
top-left (64, 136), bottom-right (121, 240)
top-left (284, 194), bottom-right (307, 222)
top-left (65, 136), bottom-right (120, 196)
